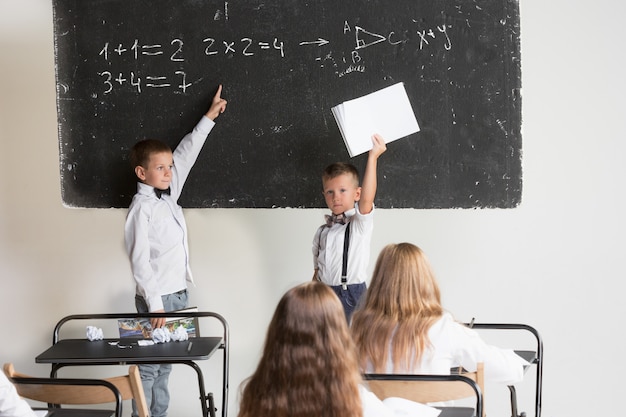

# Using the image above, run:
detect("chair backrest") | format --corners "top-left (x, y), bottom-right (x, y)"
top-left (3, 363), bottom-right (149, 417)
top-left (364, 363), bottom-right (485, 417)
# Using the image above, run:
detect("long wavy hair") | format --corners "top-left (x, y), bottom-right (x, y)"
top-left (237, 281), bottom-right (363, 417)
top-left (351, 243), bottom-right (444, 373)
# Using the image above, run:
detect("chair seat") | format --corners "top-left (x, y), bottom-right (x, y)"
top-left (4, 363), bottom-right (148, 417)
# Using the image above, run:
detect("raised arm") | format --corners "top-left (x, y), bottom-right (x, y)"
top-left (205, 84), bottom-right (227, 120)
top-left (358, 134), bottom-right (386, 214)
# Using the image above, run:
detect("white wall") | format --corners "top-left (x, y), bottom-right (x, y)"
top-left (1, 1), bottom-right (625, 416)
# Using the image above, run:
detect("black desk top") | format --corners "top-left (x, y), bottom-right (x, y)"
top-left (36, 337), bottom-right (223, 365)
top-left (515, 350), bottom-right (538, 365)
top-left (448, 350), bottom-right (537, 375)
top-left (436, 407), bottom-right (475, 417)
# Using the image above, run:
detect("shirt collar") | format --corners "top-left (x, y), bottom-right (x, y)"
top-left (137, 182), bottom-right (155, 196)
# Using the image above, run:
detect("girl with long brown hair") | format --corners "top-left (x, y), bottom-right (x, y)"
top-left (237, 281), bottom-right (436, 417)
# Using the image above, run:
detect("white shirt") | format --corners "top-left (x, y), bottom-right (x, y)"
top-left (312, 204), bottom-right (374, 286)
top-left (0, 371), bottom-right (37, 417)
top-left (125, 116), bottom-right (215, 311)
top-left (368, 312), bottom-right (528, 385)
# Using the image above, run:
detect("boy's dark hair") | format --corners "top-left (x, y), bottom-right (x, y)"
top-left (130, 139), bottom-right (172, 169)
top-left (322, 162), bottom-right (360, 184)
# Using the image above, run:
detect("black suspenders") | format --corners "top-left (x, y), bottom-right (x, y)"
top-left (341, 222), bottom-right (351, 290)
top-left (315, 221), bottom-right (351, 289)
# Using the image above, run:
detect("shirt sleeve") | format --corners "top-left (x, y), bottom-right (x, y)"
top-left (312, 225), bottom-right (324, 268)
top-left (124, 198), bottom-right (164, 312)
top-left (169, 116), bottom-right (215, 200)
top-left (0, 372), bottom-right (37, 417)
top-left (447, 319), bottom-right (528, 385)
top-left (360, 385), bottom-right (395, 417)
top-left (351, 202), bottom-right (374, 234)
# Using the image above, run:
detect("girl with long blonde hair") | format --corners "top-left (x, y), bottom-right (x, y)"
top-left (351, 243), bottom-right (526, 384)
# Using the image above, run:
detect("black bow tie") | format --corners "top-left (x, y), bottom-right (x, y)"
top-left (154, 187), bottom-right (171, 199)
top-left (325, 213), bottom-right (347, 227)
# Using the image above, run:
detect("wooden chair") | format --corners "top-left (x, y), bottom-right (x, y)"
top-left (364, 363), bottom-right (485, 417)
top-left (4, 363), bottom-right (149, 417)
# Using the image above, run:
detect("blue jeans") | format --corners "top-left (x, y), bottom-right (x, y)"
top-left (329, 282), bottom-right (366, 323)
top-left (132, 290), bottom-right (188, 417)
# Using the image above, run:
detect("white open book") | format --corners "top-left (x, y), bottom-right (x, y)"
top-left (383, 396), bottom-right (442, 417)
top-left (331, 82), bottom-right (420, 157)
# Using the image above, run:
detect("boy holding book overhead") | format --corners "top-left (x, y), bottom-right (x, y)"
top-left (312, 133), bottom-right (386, 322)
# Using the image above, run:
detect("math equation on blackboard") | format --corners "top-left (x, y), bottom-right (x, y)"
top-left (95, 19), bottom-right (451, 95)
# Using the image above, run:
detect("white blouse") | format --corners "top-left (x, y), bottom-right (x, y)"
top-left (368, 312), bottom-right (528, 385)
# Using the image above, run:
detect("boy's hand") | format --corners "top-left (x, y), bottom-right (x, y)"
top-left (369, 133), bottom-right (387, 159)
top-left (150, 309), bottom-right (166, 329)
top-left (312, 269), bottom-right (320, 282)
top-left (205, 84), bottom-right (227, 120)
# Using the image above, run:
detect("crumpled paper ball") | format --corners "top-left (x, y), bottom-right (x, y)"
top-left (86, 326), bottom-right (104, 341)
top-left (171, 325), bottom-right (189, 342)
top-left (152, 327), bottom-right (172, 344)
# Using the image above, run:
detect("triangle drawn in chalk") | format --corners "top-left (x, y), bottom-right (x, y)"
top-left (355, 26), bottom-right (386, 50)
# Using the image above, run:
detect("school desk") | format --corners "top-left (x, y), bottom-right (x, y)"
top-left (35, 312), bottom-right (229, 417)
top-left (465, 323), bottom-right (543, 417)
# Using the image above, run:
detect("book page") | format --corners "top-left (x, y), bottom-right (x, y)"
top-left (332, 82), bottom-right (420, 157)
top-left (382, 397), bottom-right (442, 417)
top-left (165, 307), bottom-right (199, 337)
top-left (118, 307), bottom-right (199, 338)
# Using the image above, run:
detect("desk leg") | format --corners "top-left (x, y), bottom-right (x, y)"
top-left (46, 364), bottom-right (62, 409)
top-left (188, 362), bottom-right (214, 417)
top-left (50, 364), bottom-right (61, 378)
top-left (508, 385), bottom-right (525, 417)
top-left (208, 393), bottom-right (215, 417)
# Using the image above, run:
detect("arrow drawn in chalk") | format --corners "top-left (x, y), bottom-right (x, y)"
top-left (299, 38), bottom-right (330, 47)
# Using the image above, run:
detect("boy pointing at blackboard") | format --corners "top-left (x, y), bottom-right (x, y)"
top-left (124, 85), bottom-right (226, 417)
top-left (312, 134), bottom-right (386, 322)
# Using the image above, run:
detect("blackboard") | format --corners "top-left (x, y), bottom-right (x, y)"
top-left (52, 0), bottom-right (522, 209)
